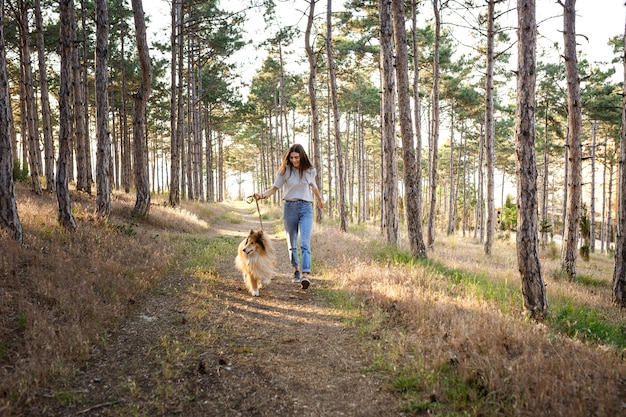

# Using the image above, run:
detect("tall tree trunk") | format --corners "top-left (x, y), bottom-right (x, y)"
top-left (306, 0), bottom-right (323, 223)
top-left (80, 0), bottom-right (92, 189)
top-left (484, 0), bottom-right (496, 255)
top-left (447, 112), bottom-right (456, 235)
top-left (14, 1), bottom-right (42, 195)
top-left (57, 0), bottom-right (77, 232)
top-left (516, 0), bottom-right (547, 320)
top-left (590, 121), bottom-right (596, 252)
top-left (541, 104), bottom-right (549, 244)
top-left (120, 8), bottom-right (131, 194)
top-left (392, 0), bottom-right (426, 257)
top-left (326, 0), bottom-right (347, 232)
top-left (427, 0), bottom-right (441, 247)
top-left (601, 141), bottom-right (607, 253)
top-left (169, 0), bottom-right (180, 206)
top-left (95, 0), bottom-right (111, 218)
top-left (0, 0), bottom-right (22, 242)
top-left (130, 0), bottom-right (152, 217)
top-left (561, 0), bottom-right (582, 281)
top-left (73, 0), bottom-right (89, 193)
top-left (612, 8), bottom-right (626, 307)
top-left (379, 0), bottom-right (398, 245)
top-left (34, 0), bottom-right (54, 193)
top-left (412, 0), bottom-right (425, 242)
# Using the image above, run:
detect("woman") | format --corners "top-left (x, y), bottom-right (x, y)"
top-left (254, 144), bottom-right (324, 289)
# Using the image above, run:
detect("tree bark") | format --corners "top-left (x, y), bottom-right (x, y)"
top-left (612, 7), bottom-right (626, 307)
top-left (0, 0), bottom-right (23, 242)
top-left (326, 0), bottom-right (347, 232)
top-left (169, 0), bottom-right (182, 206)
top-left (392, 0), bottom-right (426, 258)
top-left (516, 0), bottom-right (547, 320)
top-left (57, 0), bottom-right (77, 232)
top-left (130, 0), bottom-right (152, 217)
top-left (73, 0), bottom-right (89, 194)
top-left (427, 0), bottom-right (441, 247)
top-left (484, 0), bottom-right (496, 255)
top-left (306, 0), bottom-right (323, 223)
top-left (560, 0), bottom-right (582, 281)
top-left (95, 0), bottom-right (111, 218)
top-left (14, 1), bottom-right (42, 195)
top-left (379, 0), bottom-right (399, 246)
top-left (34, 0), bottom-right (55, 193)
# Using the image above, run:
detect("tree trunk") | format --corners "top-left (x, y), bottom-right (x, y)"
top-left (34, 0), bottom-right (54, 193)
top-left (392, 0), bottom-right (426, 257)
top-left (73, 0), bottom-right (89, 194)
top-left (0, 0), bottom-right (22, 242)
top-left (447, 111), bottom-right (456, 235)
top-left (612, 8), bottom-right (626, 307)
top-left (57, 0), bottom-right (77, 232)
top-left (541, 105), bottom-right (549, 244)
top-left (427, 0), bottom-right (441, 247)
top-left (601, 141), bottom-right (607, 253)
top-left (484, 0), bottom-right (496, 255)
top-left (130, 0), bottom-right (152, 217)
top-left (15, 2), bottom-right (42, 195)
top-left (560, 0), bottom-right (582, 281)
top-left (305, 0), bottom-right (323, 223)
top-left (515, 0), bottom-right (547, 320)
top-left (590, 121), bottom-right (596, 252)
top-left (379, 0), bottom-right (398, 246)
top-left (169, 0), bottom-right (181, 207)
top-left (120, 2), bottom-right (131, 194)
top-left (411, 0), bottom-right (424, 240)
top-left (95, 0), bottom-right (111, 218)
top-left (326, 0), bottom-right (347, 232)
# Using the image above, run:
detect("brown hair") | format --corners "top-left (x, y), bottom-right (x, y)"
top-left (278, 143), bottom-right (313, 176)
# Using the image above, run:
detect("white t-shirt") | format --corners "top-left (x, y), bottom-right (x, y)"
top-left (273, 166), bottom-right (318, 202)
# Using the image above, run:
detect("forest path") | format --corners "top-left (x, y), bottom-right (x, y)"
top-left (38, 200), bottom-right (403, 417)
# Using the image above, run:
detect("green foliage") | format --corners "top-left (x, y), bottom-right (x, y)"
top-left (16, 313), bottom-right (27, 332)
top-left (12, 160), bottom-right (29, 182)
top-left (499, 195), bottom-right (517, 232)
top-left (579, 203), bottom-right (591, 261)
top-left (549, 298), bottom-right (626, 349)
top-left (110, 221), bottom-right (137, 237)
top-left (371, 245), bottom-right (416, 267)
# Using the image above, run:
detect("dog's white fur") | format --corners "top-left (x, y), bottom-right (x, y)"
top-left (235, 230), bottom-right (276, 296)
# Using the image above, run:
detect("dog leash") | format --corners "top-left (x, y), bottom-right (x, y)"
top-left (246, 194), bottom-right (264, 230)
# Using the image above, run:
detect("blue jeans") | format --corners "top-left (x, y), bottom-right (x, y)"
top-left (283, 200), bottom-right (313, 274)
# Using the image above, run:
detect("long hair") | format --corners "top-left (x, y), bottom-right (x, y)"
top-left (277, 143), bottom-right (313, 176)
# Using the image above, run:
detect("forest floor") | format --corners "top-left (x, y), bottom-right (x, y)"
top-left (31, 200), bottom-right (404, 417)
top-left (5, 185), bottom-right (626, 417)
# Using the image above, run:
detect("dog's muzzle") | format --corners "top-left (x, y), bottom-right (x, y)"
top-left (243, 247), bottom-right (254, 254)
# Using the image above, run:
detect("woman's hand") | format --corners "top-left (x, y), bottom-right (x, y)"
top-left (253, 192), bottom-right (262, 200)
top-left (317, 199), bottom-right (324, 210)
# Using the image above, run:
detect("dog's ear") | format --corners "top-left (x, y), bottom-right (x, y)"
top-left (249, 229), bottom-right (255, 235)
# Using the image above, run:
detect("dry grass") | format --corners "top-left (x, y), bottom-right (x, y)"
top-left (2, 185), bottom-right (625, 416)
top-left (0, 183), bottom-right (210, 415)
top-left (312, 223), bottom-right (626, 416)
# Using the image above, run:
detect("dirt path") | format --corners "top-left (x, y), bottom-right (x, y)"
top-left (38, 201), bottom-right (403, 417)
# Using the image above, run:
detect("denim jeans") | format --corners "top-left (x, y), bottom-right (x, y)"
top-left (283, 200), bottom-right (313, 274)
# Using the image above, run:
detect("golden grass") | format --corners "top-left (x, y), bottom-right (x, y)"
top-left (0, 183), bottom-right (210, 415)
top-left (312, 223), bottom-right (626, 416)
top-left (2, 185), bottom-right (625, 416)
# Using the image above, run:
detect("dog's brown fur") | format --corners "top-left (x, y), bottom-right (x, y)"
top-left (235, 230), bottom-right (276, 296)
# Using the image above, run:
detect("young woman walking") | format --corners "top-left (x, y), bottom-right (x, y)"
top-left (254, 144), bottom-right (324, 289)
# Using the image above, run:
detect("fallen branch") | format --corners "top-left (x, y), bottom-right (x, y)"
top-left (77, 400), bottom-right (122, 415)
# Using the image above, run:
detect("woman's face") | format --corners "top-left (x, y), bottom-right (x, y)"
top-left (289, 151), bottom-right (301, 168)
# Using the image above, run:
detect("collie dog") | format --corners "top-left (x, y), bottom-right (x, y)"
top-left (235, 230), bottom-right (276, 296)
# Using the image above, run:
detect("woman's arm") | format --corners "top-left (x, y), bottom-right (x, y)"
top-left (254, 186), bottom-right (278, 200)
top-left (313, 188), bottom-right (324, 210)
